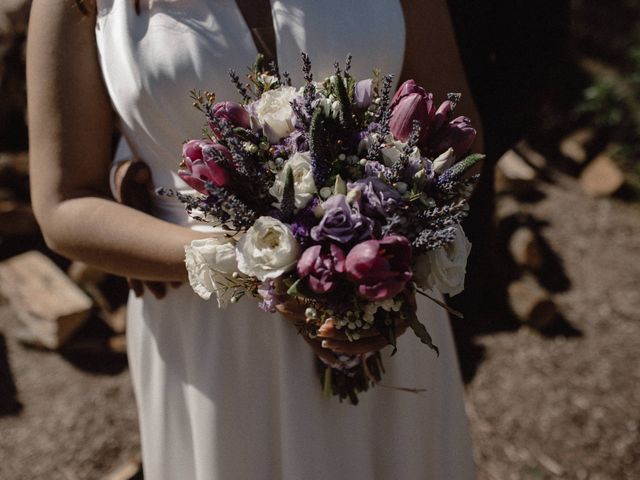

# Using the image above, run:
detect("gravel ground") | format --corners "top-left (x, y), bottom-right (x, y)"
top-left (467, 172), bottom-right (640, 480)
top-left (0, 170), bottom-right (638, 479)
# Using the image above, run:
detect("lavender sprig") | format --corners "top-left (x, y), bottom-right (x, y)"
top-left (228, 69), bottom-right (251, 103)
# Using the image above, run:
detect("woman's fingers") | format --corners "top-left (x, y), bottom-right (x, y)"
top-left (302, 336), bottom-right (340, 368)
top-left (321, 335), bottom-right (390, 355)
top-left (145, 281), bottom-right (167, 299)
top-left (317, 318), bottom-right (380, 340)
top-left (127, 278), bottom-right (144, 298)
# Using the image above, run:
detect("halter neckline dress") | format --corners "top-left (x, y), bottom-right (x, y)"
top-left (95, 1), bottom-right (475, 478)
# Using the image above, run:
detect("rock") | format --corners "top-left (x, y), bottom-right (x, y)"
top-left (579, 154), bottom-right (625, 197)
top-left (559, 128), bottom-right (595, 165)
top-left (104, 454), bottom-right (142, 480)
top-left (108, 334), bottom-right (127, 355)
top-left (0, 151), bottom-right (28, 177)
top-left (67, 261), bottom-right (108, 286)
top-left (0, 200), bottom-right (39, 236)
top-left (495, 150), bottom-right (537, 194)
top-left (0, 251), bottom-right (93, 349)
top-left (104, 305), bottom-right (127, 334)
top-left (508, 275), bottom-right (557, 329)
top-left (509, 227), bottom-right (543, 270)
top-left (514, 140), bottom-right (547, 170)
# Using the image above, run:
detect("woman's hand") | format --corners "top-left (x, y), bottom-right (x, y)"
top-left (276, 296), bottom-right (411, 364)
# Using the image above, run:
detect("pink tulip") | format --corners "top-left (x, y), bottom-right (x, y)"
top-left (345, 235), bottom-right (413, 301)
top-left (389, 79), bottom-right (435, 144)
top-left (209, 101), bottom-right (251, 136)
top-left (179, 139), bottom-right (231, 193)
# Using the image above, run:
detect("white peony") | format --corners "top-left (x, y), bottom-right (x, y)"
top-left (413, 224), bottom-right (472, 296)
top-left (254, 86), bottom-right (298, 143)
top-left (184, 238), bottom-right (239, 307)
top-left (236, 216), bottom-right (300, 281)
top-left (269, 151), bottom-right (317, 210)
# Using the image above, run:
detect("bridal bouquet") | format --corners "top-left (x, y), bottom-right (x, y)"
top-left (164, 54), bottom-right (482, 403)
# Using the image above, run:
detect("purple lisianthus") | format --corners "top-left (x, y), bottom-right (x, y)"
top-left (310, 194), bottom-right (374, 244)
top-left (257, 279), bottom-right (282, 313)
top-left (178, 140), bottom-right (231, 193)
top-left (345, 235), bottom-right (413, 301)
top-left (348, 177), bottom-right (403, 219)
top-left (364, 160), bottom-right (387, 178)
top-left (297, 243), bottom-right (346, 294)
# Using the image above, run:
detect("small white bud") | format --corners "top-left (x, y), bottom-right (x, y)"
top-left (319, 187), bottom-right (332, 199)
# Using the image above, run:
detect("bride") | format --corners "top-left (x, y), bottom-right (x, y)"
top-left (27, 1), bottom-right (482, 478)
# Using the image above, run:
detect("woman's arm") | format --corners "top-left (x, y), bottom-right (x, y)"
top-left (400, 0), bottom-right (484, 152)
top-left (27, 0), bottom-right (210, 282)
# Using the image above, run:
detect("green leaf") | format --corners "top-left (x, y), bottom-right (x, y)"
top-left (331, 73), bottom-right (354, 130)
top-left (439, 153), bottom-right (485, 186)
top-left (281, 165), bottom-right (295, 220)
top-left (404, 303), bottom-right (439, 356)
top-left (286, 278), bottom-right (304, 296)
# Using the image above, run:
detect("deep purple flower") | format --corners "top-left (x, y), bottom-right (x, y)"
top-left (431, 99), bottom-right (454, 133)
top-left (209, 101), bottom-right (251, 136)
top-left (179, 140), bottom-right (230, 193)
top-left (389, 79), bottom-right (435, 144)
top-left (429, 116), bottom-right (477, 157)
top-left (289, 198), bottom-right (320, 247)
top-left (354, 79), bottom-right (374, 110)
top-left (348, 177), bottom-right (403, 219)
top-left (310, 194), bottom-right (374, 244)
top-left (258, 279), bottom-right (282, 313)
top-left (345, 235), bottom-right (413, 301)
top-left (297, 244), bottom-right (346, 294)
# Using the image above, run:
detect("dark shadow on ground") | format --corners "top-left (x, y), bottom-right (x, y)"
top-left (59, 317), bottom-right (128, 376)
top-left (0, 333), bottom-right (22, 416)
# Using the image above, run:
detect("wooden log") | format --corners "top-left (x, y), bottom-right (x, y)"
top-left (509, 227), bottom-right (543, 270)
top-left (508, 275), bottom-right (557, 329)
top-left (559, 128), bottom-right (595, 165)
top-left (0, 251), bottom-right (93, 349)
top-left (495, 150), bottom-right (537, 194)
top-left (104, 454), bottom-right (142, 480)
top-left (579, 153), bottom-right (625, 197)
top-left (0, 200), bottom-right (38, 237)
top-left (514, 140), bottom-right (547, 170)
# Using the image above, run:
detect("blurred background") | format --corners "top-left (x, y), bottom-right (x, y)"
top-left (1, 1), bottom-right (639, 478)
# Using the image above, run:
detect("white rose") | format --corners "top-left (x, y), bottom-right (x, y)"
top-left (268, 151), bottom-right (317, 210)
top-left (184, 238), bottom-right (239, 307)
top-left (254, 86), bottom-right (298, 143)
top-left (413, 224), bottom-right (471, 296)
top-left (236, 216), bottom-right (300, 281)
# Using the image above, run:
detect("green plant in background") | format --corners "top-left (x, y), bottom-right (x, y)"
top-left (576, 41), bottom-right (640, 192)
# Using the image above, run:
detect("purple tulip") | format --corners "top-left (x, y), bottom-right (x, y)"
top-left (209, 101), bottom-right (251, 136)
top-left (354, 79), bottom-right (374, 110)
top-left (431, 99), bottom-right (454, 133)
top-left (348, 177), bottom-right (403, 219)
top-left (310, 194), bottom-right (374, 244)
top-left (297, 244), bottom-right (346, 294)
top-left (345, 235), bottom-right (413, 301)
top-left (389, 79), bottom-right (435, 144)
top-left (429, 116), bottom-right (477, 158)
top-left (178, 140), bottom-right (230, 193)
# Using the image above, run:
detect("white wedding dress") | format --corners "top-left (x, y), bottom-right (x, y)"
top-left (95, 1), bottom-right (475, 478)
